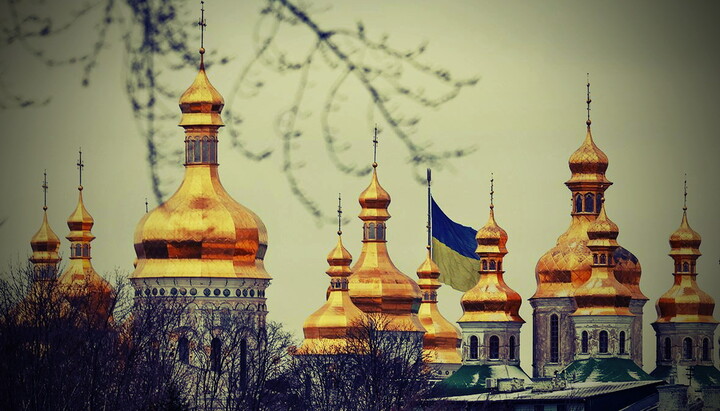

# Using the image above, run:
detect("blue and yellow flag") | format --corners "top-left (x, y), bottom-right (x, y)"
top-left (431, 197), bottom-right (479, 292)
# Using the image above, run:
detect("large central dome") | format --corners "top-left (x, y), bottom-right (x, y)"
top-left (131, 50), bottom-right (270, 281)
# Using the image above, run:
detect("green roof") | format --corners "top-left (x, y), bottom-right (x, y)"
top-left (428, 364), bottom-right (531, 397)
top-left (651, 365), bottom-right (720, 387)
top-left (563, 358), bottom-right (655, 383)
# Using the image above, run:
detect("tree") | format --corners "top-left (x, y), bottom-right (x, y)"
top-left (1, 0), bottom-right (478, 221)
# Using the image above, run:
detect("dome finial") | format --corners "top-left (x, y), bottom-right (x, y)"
top-left (76, 148), bottom-right (84, 191)
top-left (337, 192), bottom-right (342, 236)
top-left (426, 168), bottom-right (432, 250)
top-left (372, 125), bottom-right (379, 168)
top-left (586, 73), bottom-right (592, 127)
top-left (42, 170), bottom-right (48, 211)
top-left (145, 197), bottom-right (149, 213)
top-left (683, 174), bottom-right (688, 212)
top-left (198, 1), bottom-right (207, 56)
top-left (490, 172), bottom-right (494, 210)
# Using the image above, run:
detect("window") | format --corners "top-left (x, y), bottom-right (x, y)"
top-left (482, 260), bottom-right (487, 271)
top-left (575, 195), bottom-right (583, 213)
top-left (600, 254), bottom-right (606, 264)
top-left (584, 193), bottom-right (594, 213)
top-left (509, 336), bottom-right (516, 360)
top-left (73, 243), bottom-right (82, 257)
top-left (186, 140), bottom-right (194, 163)
top-left (489, 260), bottom-right (496, 271)
top-left (178, 337), bottom-right (189, 363)
top-left (211, 337), bottom-right (222, 372)
top-left (202, 136), bottom-right (209, 162)
top-left (703, 338), bottom-right (710, 361)
top-left (82, 244), bottom-right (89, 257)
top-left (684, 337), bottom-right (694, 360)
top-left (664, 337), bottom-right (672, 360)
top-left (599, 330), bottom-right (608, 353)
top-left (469, 336), bottom-right (478, 360)
top-left (596, 195), bottom-right (602, 212)
top-left (593, 254), bottom-right (598, 264)
top-left (489, 336), bottom-right (499, 359)
top-left (581, 331), bottom-right (589, 353)
top-left (376, 223), bottom-right (385, 240)
top-left (683, 262), bottom-right (690, 273)
top-left (550, 314), bottom-right (559, 362)
top-left (619, 331), bottom-right (626, 354)
top-left (367, 223), bottom-right (376, 240)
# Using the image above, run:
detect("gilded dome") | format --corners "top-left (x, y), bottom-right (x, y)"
top-left (358, 167), bottom-right (391, 221)
top-left (566, 127), bottom-right (610, 185)
top-left (299, 235), bottom-right (365, 354)
top-left (131, 51), bottom-right (270, 281)
top-left (669, 210), bottom-right (701, 256)
top-left (29, 210), bottom-right (61, 267)
top-left (655, 208), bottom-right (715, 324)
top-left (416, 250), bottom-right (462, 364)
top-left (459, 205), bottom-right (523, 323)
top-left (573, 204), bottom-right (632, 316)
top-left (178, 51), bottom-right (225, 127)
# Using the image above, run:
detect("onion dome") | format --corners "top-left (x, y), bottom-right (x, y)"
top-left (298, 229), bottom-right (366, 354)
top-left (29, 175), bottom-right (61, 277)
top-left (655, 206), bottom-right (715, 323)
top-left (573, 202), bottom-right (632, 316)
top-left (349, 160), bottom-right (424, 333)
top-left (417, 249), bottom-right (462, 364)
top-left (566, 127), bottom-right (611, 186)
top-left (131, 49), bottom-right (270, 281)
top-left (459, 202), bottom-right (523, 323)
top-left (58, 172), bottom-right (114, 326)
top-left (178, 49), bottom-right (224, 127)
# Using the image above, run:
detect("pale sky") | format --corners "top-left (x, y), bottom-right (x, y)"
top-left (1, 0), bottom-right (719, 373)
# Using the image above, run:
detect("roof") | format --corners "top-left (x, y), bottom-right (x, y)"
top-left (651, 365), bottom-right (720, 388)
top-left (563, 358), bottom-right (655, 383)
top-left (429, 364), bottom-right (531, 397)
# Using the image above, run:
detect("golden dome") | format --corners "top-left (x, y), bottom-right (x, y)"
top-left (459, 205), bottom-right (523, 323)
top-left (573, 203), bottom-right (632, 316)
top-left (29, 210), bottom-right (61, 268)
top-left (566, 127), bottom-right (611, 186)
top-left (349, 164), bottom-right (424, 332)
top-left (178, 51), bottom-right (225, 127)
top-left (669, 210), bottom-right (701, 256)
top-left (131, 50), bottom-right (270, 281)
top-left (67, 188), bottom-right (95, 239)
top-left (416, 250), bottom-right (462, 364)
top-left (299, 234), bottom-right (366, 354)
top-left (358, 166), bottom-right (391, 221)
top-left (655, 208), bottom-right (715, 324)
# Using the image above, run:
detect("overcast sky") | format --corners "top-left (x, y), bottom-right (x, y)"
top-left (1, 0), bottom-right (719, 372)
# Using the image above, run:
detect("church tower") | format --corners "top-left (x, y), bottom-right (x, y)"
top-left (29, 171), bottom-right (61, 280)
top-left (348, 129), bottom-right (424, 342)
top-left (58, 151), bottom-right (113, 326)
top-left (130, 17), bottom-right (271, 365)
top-left (651, 183), bottom-right (720, 387)
top-left (297, 195), bottom-right (365, 354)
top-left (530, 80), bottom-right (646, 377)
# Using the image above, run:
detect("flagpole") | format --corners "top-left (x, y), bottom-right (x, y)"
top-left (427, 168), bottom-right (432, 258)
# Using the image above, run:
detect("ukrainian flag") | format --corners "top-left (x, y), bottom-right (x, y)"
top-left (431, 197), bottom-right (479, 292)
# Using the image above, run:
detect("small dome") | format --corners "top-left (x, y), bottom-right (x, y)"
top-left (327, 235), bottom-right (352, 268)
top-left (656, 283), bottom-right (716, 324)
top-left (614, 247), bottom-right (647, 300)
top-left (669, 210), bottom-right (702, 256)
top-left (459, 275), bottom-right (524, 323)
top-left (567, 127), bottom-right (610, 184)
top-left (358, 168), bottom-right (391, 221)
top-left (30, 211), bottom-right (61, 260)
top-left (178, 53), bottom-right (225, 127)
top-left (67, 189), bottom-right (95, 235)
top-left (475, 207), bottom-right (508, 255)
top-left (586, 202), bottom-right (618, 244)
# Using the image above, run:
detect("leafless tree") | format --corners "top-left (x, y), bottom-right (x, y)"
top-left (1, 0), bottom-right (478, 221)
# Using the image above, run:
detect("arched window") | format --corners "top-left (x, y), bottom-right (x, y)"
top-left (489, 336), bottom-right (500, 359)
top-left (367, 223), bottom-right (376, 240)
top-left (211, 337), bottom-right (222, 372)
top-left (599, 330), bottom-right (608, 353)
top-left (596, 194), bottom-right (602, 212)
top-left (683, 262), bottom-right (690, 273)
top-left (74, 244), bottom-right (82, 257)
top-left (703, 338), bottom-right (710, 361)
top-left (202, 136), bottom-right (209, 162)
top-left (82, 244), bottom-right (90, 257)
top-left (584, 193), bottom-right (595, 213)
top-left (178, 337), bottom-right (189, 364)
top-left (684, 337), bottom-right (693, 360)
top-left (186, 140), bottom-right (194, 163)
top-left (509, 336), bottom-right (516, 360)
top-left (575, 195), bottom-right (583, 213)
top-left (581, 331), bottom-right (589, 353)
top-left (664, 337), bottom-right (672, 360)
top-left (469, 336), bottom-right (478, 360)
top-left (619, 331), bottom-right (626, 354)
top-left (593, 254), bottom-right (598, 264)
top-left (489, 260), bottom-right (496, 271)
top-left (600, 254), bottom-right (607, 264)
top-left (482, 260), bottom-right (487, 271)
top-left (550, 314), bottom-right (559, 362)
top-left (376, 223), bottom-right (385, 240)
top-left (194, 139), bottom-right (202, 162)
